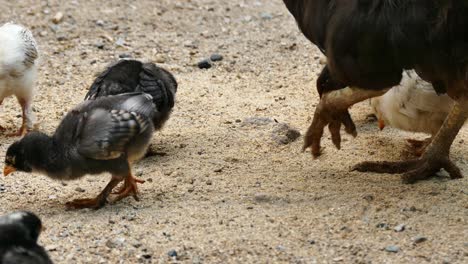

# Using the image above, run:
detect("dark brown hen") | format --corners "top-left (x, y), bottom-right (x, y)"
top-left (283, 0), bottom-right (468, 183)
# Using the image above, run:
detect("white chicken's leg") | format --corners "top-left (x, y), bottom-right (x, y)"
top-left (8, 97), bottom-right (34, 137)
top-left (353, 99), bottom-right (468, 183)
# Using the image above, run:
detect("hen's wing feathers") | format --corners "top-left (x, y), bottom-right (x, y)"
top-left (2, 246), bottom-right (53, 264)
top-left (77, 108), bottom-right (152, 160)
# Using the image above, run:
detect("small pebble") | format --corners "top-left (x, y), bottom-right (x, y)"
top-left (394, 224), bottom-right (405, 232)
top-left (75, 187), bottom-right (85, 193)
top-left (119, 53), bottom-right (132, 59)
top-left (376, 223), bottom-right (389, 229)
top-left (168, 249), bottom-right (177, 257)
top-left (96, 20), bottom-right (104, 27)
top-left (385, 245), bottom-right (400, 253)
top-left (413, 236), bottom-right (427, 244)
top-left (155, 54), bottom-right (166, 63)
top-left (52, 12), bottom-right (64, 24)
top-left (197, 59), bottom-right (212, 69)
top-left (260, 12), bottom-right (273, 20)
top-left (210, 53), bottom-right (223, 62)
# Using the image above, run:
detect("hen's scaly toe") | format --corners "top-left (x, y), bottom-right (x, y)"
top-left (352, 155), bottom-right (463, 184)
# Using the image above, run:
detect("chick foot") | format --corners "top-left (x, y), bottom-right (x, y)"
top-left (6, 125), bottom-right (28, 137)
top-left (112, 174), bottom-right (145, 202)
top-left (352, 155), bottom-right (462, 183)
top-left (65, 197), bottom-right (106, 210)
top-left (66, 178), bottom-right (121, 209)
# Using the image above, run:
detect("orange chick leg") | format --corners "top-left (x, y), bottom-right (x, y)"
top-left (66, 177), bottom-right (122, 209)
top-left (111, 173), bottom-right (145, 202)
top-left (7, 98), bottom-right (28, 137)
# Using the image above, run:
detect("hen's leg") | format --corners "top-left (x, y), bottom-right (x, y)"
top-left (353, 100), bottom-right (467, 183)
top-left (405, 138), bottom-right (432, 157)
top-left (305, 87), bottom-right (389, 157)
top-left (66, 177), bottom-right (122, 209)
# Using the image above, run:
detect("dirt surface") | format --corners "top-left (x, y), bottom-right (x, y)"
top-left (0, 0), bottom-right (467, 263)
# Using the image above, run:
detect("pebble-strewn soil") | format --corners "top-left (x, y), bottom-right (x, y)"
top-left (0, 0), bottom-right (467, 263)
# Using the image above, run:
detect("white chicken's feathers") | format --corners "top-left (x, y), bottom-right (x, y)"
top-left (0, 22), bottom-right (38, 76)
top-left (371, 70), bottom-right (459, 136)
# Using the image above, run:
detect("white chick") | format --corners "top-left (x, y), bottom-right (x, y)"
top-left (370, 70), bottom-right (458, 155)
top-left (0, 22), bottom-right (38, 136)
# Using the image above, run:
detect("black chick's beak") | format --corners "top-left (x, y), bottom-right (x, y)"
top-left (3, 165), bottom-right (16, 176)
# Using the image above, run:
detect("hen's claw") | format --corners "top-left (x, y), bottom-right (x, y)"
top-left (304, 103), bottom-right (357, 157)
top-left (352, 156), bottom-right (463, 184)
top-left (65, 198), bottom-right (106, 210)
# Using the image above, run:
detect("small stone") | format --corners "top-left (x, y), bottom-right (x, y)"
top-left (155, 54), bottom-right (166, 63)
top-left (319, 57), bottom-right (327, 65)
top-left (385, 245), bottom-right (400, 253)
top-left (75, 187), bottom-right (85, 193)
top-left (214, 167), bottom-right (223, 173)
top-left (197, 59), bottom-right (212, 69)
top-left (308, 240), bottom-right (316, 245)
top-left (413, 236), bottom-right (427, 244)
top-left (96, 20), bottom-right (105, 27)
top-left (206, 180), bottom-right (212, 185)
top-left (106, 237), bottom-right (125, 248)
top-left (242, 117), bottom-right (274, 126)
top-left (115, 38), bottom-right (125, 47)
top-left (394, 224), bottom-right (405, 232)
top-left (260, 12), bottom-right (273, 20)
top-left (48, 195), bottom-right (57, 200)
top-left (119, 53), bottom-right (132, 59)
top-left (52, 12), bottom-right (64, 24)
top-left (271, 122), bottom-right (301, 145)
top-left (376, 223), bottom-right (389, 229)
top-left (45, 245), bottom-right (58, 251)
top-left (95, 42), bottom-right (105, 49)
top-left (362, 194), bottom-right (374, 201)
top-left (210, 53), bottom-right (223, 62)
top-left (276, 245), bottom-right (286, 251)
top-left (168, 249), bottom-right (177, 257)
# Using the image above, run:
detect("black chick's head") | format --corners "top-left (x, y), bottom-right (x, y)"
top-left (0, 211), bottom-right (43, 242)
top-left (4, 140), bottom-right (31, 176)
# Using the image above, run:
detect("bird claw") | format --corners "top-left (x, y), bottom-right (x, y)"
top-left (304, 99), bottom-right (357, 157)
top-left (111, 175), bottom-right (145, 202)
top-left (352, 156), bottom-right (463, 183)
top-left (65, 198), bottom-right (106, 210)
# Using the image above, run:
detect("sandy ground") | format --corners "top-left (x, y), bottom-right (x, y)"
top-left (0, 0), bottom-right (467, 263)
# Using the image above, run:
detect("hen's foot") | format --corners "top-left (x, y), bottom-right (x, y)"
top-left (65, 197), bottom-right (106, 210)
top-left (112, 174), bottom-right (145, 201)
top-left (352, 155), bottom-right (462, 184)
top-left (304, 87), bottom-right (388, 157)
top-left (405, 138), bottom-right (432, 157)
top-left (304, 105), bottom-right (357, 158)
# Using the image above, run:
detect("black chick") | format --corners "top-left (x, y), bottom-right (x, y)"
top-left (0, 211), bottom-right (53, 264)
top-left (85, 59), bottom-right (177, 131)
top-left (4, 93), bottom-right (155, 209)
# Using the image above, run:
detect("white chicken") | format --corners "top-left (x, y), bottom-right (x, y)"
top-left (0, 22), bottom-right (38, 136)
top-left (370, 70), bottom-right (459, 155)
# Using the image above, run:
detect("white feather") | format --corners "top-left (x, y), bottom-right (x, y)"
top-left (0, 22), bottom-right (39, 128)
top-left (370, 70), bottom-right (459, 136)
